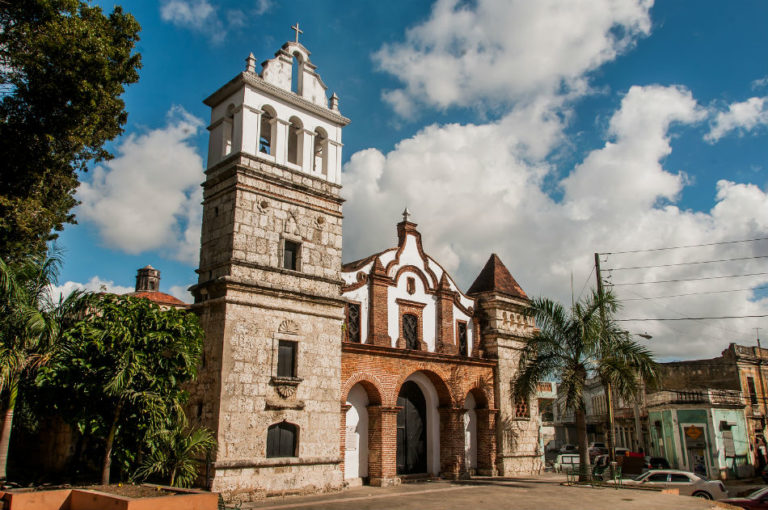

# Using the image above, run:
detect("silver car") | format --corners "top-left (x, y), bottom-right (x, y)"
top-left (624, 469), bottom-right (728, 500)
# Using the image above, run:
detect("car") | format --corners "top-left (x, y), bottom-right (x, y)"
top-left (623, 469), bottom-right (728, 500)
top-left (559, 443), bottom-right (578, 453)
top-left (588, 442), bottom-right (608, 459)
top-left (722, 486), bottom-right (768, 509)
top-left (643, 456), bottom-right (671, 472)
top-left (553, 453), bottom-right (580, 473)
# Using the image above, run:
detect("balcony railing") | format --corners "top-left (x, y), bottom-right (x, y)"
top-left (646, 389), bottom-right (744, 408)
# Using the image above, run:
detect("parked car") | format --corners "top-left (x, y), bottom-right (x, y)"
top-left (623, 470), bottom-right (728, 500)
top-left (643, 456), bottom-right (671, 472)
top-left (588, 442), bottom-right (608, 460)
top-left (554, 453), bottom-right (580, 473)
top-left (722, 486), bottom-right (768, 509)
top-left (560, 443), bottom-right (578, 453)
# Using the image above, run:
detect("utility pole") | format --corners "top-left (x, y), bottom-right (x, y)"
top-left (756, 328), bottom-right (767, 435)
top-left (595, 253), bottom-right (617, 465)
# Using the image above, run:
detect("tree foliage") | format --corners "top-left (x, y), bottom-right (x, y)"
top-left (0, 0), bottom-right (141, 261)
top-left (0, 253), bottom-right (89, 479)
top-left (38, 295), bottom-right (204, 484)
top-left (515, 290), bottom-right (658, 471)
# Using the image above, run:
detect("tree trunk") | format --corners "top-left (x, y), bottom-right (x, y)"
top-left (604, 382), bottom-right (617, 462)
top-left (575, 408), bottom-right (591, 481)
top-left (0, 380), bottom-right (19, 480)
top-left (101, 400), bottom-right (124, 485)
top-left (170, 466), bottom-right (176, 487)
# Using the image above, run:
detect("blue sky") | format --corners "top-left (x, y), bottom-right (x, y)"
top-left (56, 0), bottom-right (768, 360)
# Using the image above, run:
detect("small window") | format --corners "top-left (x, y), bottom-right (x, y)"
top-left (346, 303), bottom-right (361, 343)
top-left (267, 422), bottom-right (298, 458)
top-left (646, 473), bottom-right (668, 482)
top-left (277, 340), bottom-right (296, 378)
top-left (748, 376), bottom-right (758, 405)
top-left (403, 313), bottom-right (419, 350)
top-left (283, 240), bottom-right (300, 271)
top-left (669, 474), bottom-right (690, 483)
top-left (457, 322), bottom-right (468, 356)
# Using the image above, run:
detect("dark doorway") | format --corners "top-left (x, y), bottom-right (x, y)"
top-left (397, 381), bottom-right (427, 474)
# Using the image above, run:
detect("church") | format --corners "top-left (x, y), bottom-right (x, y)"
top-left (188, 32), bottom-right (541, 502)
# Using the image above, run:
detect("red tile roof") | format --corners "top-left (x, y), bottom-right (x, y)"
top-left (126, 291), bottom-right (187, 307)
top-left (467, 254), bottom-right (528, 299)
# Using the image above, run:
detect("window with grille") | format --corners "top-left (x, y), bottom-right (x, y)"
top-left (457, 322), bottom-right (468, 356)
top-left (514, 396), bottom-right (530, 419)
top-left (346, 303), bottom-right (361, 343)
top-left (266, 422), bottom-right (298, 458)
top-left (277, 340), bottom-right (296, 378)
top-left (403, 314), bottom-right (419, 350)
top-left (283, 240), bottom-right (300, 271)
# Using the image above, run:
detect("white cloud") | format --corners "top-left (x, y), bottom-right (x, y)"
top-left (48, 276), bottom-right (134, 302)
top-left (160, 0), bottom-right (271, 42)
top-left (343, 84), bottom-right (768, 361)
top-left (374, 0), bottom-right (653, 116)
top-left (77, 106), bottom-right (204, 265)
top-left (168, 284), bottom-right (194, 303)
top-left (752, 77), bottom-right (768, 90)
top-left (705, 96), bottom-right (768, 143)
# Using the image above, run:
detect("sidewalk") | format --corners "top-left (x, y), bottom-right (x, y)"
top-left (235, 473), bottom-right (727, 510)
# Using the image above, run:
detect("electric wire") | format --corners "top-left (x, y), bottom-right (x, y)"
top-left (577, 266), bottom-right (596, 302)
top-left (605, 254), bottom-right (768, 271)
top-left (600, 236), bottom-right (768, 256)
top-left (617, 314), bottom-right (768, 322)
top-left (620, 284), bottom-right (768, 301)
top-left (610, 272), bottom-right (768, 286)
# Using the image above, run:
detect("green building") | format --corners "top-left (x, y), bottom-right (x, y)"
top-left (647, 389), bottom-right (752, 480)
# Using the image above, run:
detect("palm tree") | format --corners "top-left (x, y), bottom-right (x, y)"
top-left (0, 254), bottom-right (89, 479)
top-left (135, 422), bottom-right (216, 487)
top-left (514, 290), bottom-right (657, 477)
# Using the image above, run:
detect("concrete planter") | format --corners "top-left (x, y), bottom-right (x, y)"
top-left (0, 485), bottom-right (218, 510)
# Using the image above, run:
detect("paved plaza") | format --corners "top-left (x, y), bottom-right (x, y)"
top-left (237, 474), bottom-right (739, 510)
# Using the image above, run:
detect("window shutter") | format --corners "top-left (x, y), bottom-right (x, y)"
top-left (277, 340), bottom-right (296, 377)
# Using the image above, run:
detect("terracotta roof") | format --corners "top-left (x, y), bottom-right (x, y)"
top-left (126, 291), bottom-right (188, 307)
top-left (467, 254), bottom-right (528, 299)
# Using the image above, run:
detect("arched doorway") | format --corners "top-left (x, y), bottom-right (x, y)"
top-left (397, 381), bottom-right (427, 474)
top-left (344, 384), bottom-right (369, 481)
top-left (464, 392), bottom-right (477, 472)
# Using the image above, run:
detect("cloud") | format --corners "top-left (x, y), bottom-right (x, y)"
top-left (77, 106), bottom-right (204, 265)
top-left (752, 77), bottom-right (768, 90)
top-left (160, 0), bottom-right (271, 42)
top-left (342, 84), bottom-right (768, 361)
top-left (374, 0), bottom-right (653, 116)
top-left (48, 276), bottom-right (134, 302)
top-left (168, 283), bottom-right (194, 303)
top-left (705, 96), bottom-right (768, 143)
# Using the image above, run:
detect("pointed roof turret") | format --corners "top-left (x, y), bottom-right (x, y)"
top-left (467, 254), bottom-right (528, 299)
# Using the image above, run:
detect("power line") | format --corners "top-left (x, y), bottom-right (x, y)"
top-left (620, 284), bottom-right (768, 301)
top-left (601, 236), bottom-right (768, 256)
top-left (610, 272), bottom-right (768, 286)
top-left (617, 315), bottom-right (768, 322)
top-left (606, 254), bottom-right (768, 271)
top-left (577, 265), bottom-right (595, 302)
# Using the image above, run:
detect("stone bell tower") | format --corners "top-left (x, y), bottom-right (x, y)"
top-left (188, 27), bottom-right (350, 502)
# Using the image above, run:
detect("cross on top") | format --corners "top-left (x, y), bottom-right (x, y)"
top-left (291, 23), bottom-right (303, 43)
top-left (402, 207), bottom-right (412, 223)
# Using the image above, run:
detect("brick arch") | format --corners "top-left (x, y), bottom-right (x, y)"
top-left (390, 368), bottom-right (453, 408)
top-left (464, 386), bottom-right (491, 409)
top-left (341, 372), bottom-right (384, 406)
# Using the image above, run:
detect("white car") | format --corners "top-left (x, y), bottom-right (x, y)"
top-left (623, 469), bottom-right (728, 500)
top-left (553, 453), bottom-right (580, 473)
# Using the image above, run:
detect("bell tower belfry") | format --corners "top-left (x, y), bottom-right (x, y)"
top-left (189, 30), bottom-right (350, 501)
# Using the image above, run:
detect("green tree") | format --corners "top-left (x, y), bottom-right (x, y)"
top-left (0, 253), bottom-right (89, 479)
top-left (135, 421), bottom-right (216, 488)
top-left (0, 0), bottom-right (141, 261)
top-left (514, 290), bottom-right (657, 476)
top-left (42, 295), bottom-right (204, 484)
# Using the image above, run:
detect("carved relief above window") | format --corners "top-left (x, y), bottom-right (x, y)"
top-left (407, 277), bottom-right (416, 295)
